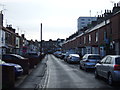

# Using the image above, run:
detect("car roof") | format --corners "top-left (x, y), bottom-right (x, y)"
top-left (107, 55), bottom-right (120, 58)
top-left (84, 54), bottom-right (100, 56)
top-left (69, 54), bottom-right (80, 57)
top-left (3, 54), bottom-right (16, 56)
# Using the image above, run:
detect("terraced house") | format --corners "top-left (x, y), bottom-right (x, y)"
top-left (0, 12), bottom-right (40, 56)
top-left (63, 3), bottom-right (120, 57)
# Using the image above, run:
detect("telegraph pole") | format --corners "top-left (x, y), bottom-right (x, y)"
top-left (40, 23), bottom-right (42, 57)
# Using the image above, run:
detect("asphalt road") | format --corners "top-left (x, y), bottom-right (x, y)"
top-left (15, 54), bottom-right (120, 89)
top-left (44, 54), bottom-right (118, 89)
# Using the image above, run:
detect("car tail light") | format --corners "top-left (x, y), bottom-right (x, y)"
top-left (114, 65), bottom-right (120, 71)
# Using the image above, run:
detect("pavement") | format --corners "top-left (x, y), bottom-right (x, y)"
top-left (15, 55), bottom-right (48, 89)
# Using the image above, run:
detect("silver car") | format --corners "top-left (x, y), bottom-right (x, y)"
top-left (79, 54), bottom-right (101, 71)
top-left (66, 54), bottom-right (80, 63)
top-left (95, 55), bottom-right (120, 85)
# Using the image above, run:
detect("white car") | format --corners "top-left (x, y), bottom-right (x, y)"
top-left (79, 54), bottom-right (101, 71)
top-left (95, 55), bottom-right (120, 85)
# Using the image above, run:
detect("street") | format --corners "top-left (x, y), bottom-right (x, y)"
top-left (15, 54), bottom-right (120, 89)
top-left (1, 1), bottom-right (120, 90)
top-left (43, 54), bottom-right (115, 88)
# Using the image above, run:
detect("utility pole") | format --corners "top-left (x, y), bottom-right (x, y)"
top-left (40, 23), bottom-right (42, 57)
top-left (110, 1), bottom-right (115, 7)
top-left (90, 10), bottom-right (91, 17)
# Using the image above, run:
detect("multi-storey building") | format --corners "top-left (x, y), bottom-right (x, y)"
top-left (77, 17), bottom-right (97, 33)
top-left (0, 26), bottom-right (5, 55)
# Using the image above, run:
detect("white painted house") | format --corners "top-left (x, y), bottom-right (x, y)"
top-left (0, 28), bottom-right (5, 55)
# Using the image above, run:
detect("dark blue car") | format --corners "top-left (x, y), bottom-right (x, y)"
top-left (0, 59), bottom-right (23, 77)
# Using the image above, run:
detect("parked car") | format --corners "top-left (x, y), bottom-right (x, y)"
top-left (79, 54), bottom-right (101, 71)
top-left (64, 53), bottom-right (69, 62)
top-left (0, 59), bottom-right (23, 77)
top-left (57, 53), bottom-right (62, 58)
top-left (60, 53), bottom-right (66, 59)
top-left (53, 51), bottom-right (62, 58)
top-left (66, 54), bottom-right (80, 64)
top-left (94, 55), bottom-right (120, 85)
top-left (64, 51), bottom-right (75, 62)
top-left (23, 52), bottom-right (40, 68)
top-left (2, 54), bottom-right (29, 74)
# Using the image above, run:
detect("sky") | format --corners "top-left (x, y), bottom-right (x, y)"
top-left (0, 0), bottom-right (120, 41)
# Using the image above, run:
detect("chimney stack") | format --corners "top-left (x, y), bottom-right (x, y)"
top-left (0, 11), bottom-right (3, 26)
top-left (112, 3), bottom-right (120, 14)
top-left (21, 34), bottom-right (25, 38)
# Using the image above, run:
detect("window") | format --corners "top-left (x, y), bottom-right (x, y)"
top-left (95, 32), bottom-right (98, 42)
top-left (82, 54), bottom-right (87, 59)
top-left (115, 57), bottom-right (120, 64)
top-left (81, 22), bottom-right (85, 24)
top-left (84, 36), bottom-right (86, 44)
top-left (80, 38), bottom-right (81, 44)
top-left (105, 57), bottom-right (112, 64)
top-left (88, 55), bottom-right (101, 60)
top-left (89, 34), bottom-right (91, 43)
top-left (100, 56), bottom-right (107, 64)
top-left (88, 19), bottom-right (91, 21)
top-left (104, 31), bottom-right (107, 41)
top-left (2, 32), bottom-right (4, 43)
top-left (2, 55), bottom-right (12, 60)
top-left (81, 19), bottom-right (85, 21)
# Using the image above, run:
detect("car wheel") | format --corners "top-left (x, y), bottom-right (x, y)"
top-left (108, 73), bottom-right (114, 86)
top-left (79, 64), bottom-right (82, 69)
top-left (84, 65), bottom-right (88, 71)
top-left (94, 69), bottom-right (99, 78)
top-left (84, 67), bottom-right (88, 72)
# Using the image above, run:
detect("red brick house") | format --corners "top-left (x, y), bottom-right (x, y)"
top-left (63, 5), bottom-right (120, 56)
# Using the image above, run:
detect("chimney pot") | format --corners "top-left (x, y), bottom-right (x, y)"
top-left (21, 34), bottom-right (25, 38)
top-left (114, 3), bottom-right (116, 7)
top-left (117, 3), bottom-right (118, 7)
top-left (105, 9), bottom-right (107, 13)
top-left (102, 14), bottom-right (104, 17)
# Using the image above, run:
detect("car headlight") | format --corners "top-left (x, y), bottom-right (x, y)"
top-left (15, 65), bottom-right (23, 71)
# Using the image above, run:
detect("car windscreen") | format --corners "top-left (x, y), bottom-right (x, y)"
top-left (28, 53), bottom-right (38, 55)
top-left (88, 55), bottom-right (101, 60)
top-left (72, 56), bottom-right (79, 60)
top-left (115, 57), bottom-right (120, 64)
top-left (28, 53), bottom-right (38, 57)
top-left (2, 55), bottom-right (12, 60)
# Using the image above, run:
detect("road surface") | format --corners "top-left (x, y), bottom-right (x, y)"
top-left (44, 54), bottom-right (114, 88)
